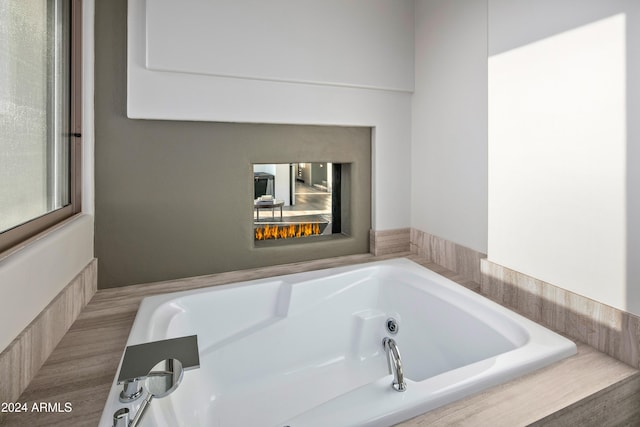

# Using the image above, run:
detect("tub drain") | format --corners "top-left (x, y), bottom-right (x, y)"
top-left (386, 317), bottom-right (399, 335)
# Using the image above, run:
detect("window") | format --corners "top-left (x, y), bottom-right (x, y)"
top-left (0, 0), bottom-right (82, 254)
top-left (252, 162), bottom-right (351, 245)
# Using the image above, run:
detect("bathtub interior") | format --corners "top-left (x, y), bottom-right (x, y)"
top-left (141, 264), bottom-right (532, 426)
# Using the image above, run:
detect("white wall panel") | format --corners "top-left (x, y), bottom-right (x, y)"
top-left (145, 0), bottom-right (414, 92)
top-left (411, 0), bottom-right (488, 253)
top-left (128, 0), bottom-right (413, 231)
top-left (488, 0), bottom-right (636, 314)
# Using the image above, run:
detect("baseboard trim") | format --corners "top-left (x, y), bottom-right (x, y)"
top-left (408, 228), bottom-right (640, 369)
top-left (370, 228), bottom-right (487, 284)
top-left (369, 228), bottom-right (411, 256)
top-left (410, 229), bottom-right (486, 284)
top-left (481, 259), bottom-right (640, 369)
top-left (0, 258), bottom-right (97, 404)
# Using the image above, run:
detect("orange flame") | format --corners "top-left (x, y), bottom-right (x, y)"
top-left (254, 223), bottom-right (322, 240)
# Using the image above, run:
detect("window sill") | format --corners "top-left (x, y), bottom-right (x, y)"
top-left (0, 213), bottom-right (87, 263)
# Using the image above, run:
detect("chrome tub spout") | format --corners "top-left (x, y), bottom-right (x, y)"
top-left (383, 337), bottom-right (406, 392)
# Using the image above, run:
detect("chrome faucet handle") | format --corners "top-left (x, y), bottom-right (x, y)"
top-left (129, 358), bottom-right (185, 427)
top-left (119, 378), bottom-right (143, 403)
top-left (112, 408), bottom-right (130, 427)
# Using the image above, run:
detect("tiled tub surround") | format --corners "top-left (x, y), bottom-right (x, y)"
top-left (99, 259), bottom-right (575, 427)
top-left (1, 253), bottom-right (638, 426)
top-left (0, 258), bottom-right (97, 407)
top-left (481, 259), bottom-right (640, 370)
top-left (410, 228), bottom-right (485, 284)
top-left (400, 341), bottom-right (639, 426)
top-left (3, 230), bottom-right (640, 425)
top-left (370, 228), bottom-right (411, 256)
top-left (409, 229), bottom-right (640, 370)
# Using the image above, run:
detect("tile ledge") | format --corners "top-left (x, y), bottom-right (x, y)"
top-left (397, 340), bottom-right (639, 426)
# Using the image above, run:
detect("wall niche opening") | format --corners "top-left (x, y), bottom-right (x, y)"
top-left (253, 162), bottom-right (351, 246)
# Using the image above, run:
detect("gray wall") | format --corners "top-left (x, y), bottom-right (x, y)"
top-left (95, 0), bottom-right (371, 288)
top-left (311, 163), bottom-right (328, 187)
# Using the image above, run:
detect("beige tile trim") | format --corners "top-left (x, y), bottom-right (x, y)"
top-left (410, 229), bottom-right (486, 284)
top-left (0, 258), bottom-right (97, 404)
top-left (398, 342), bottom-right (638, 426)
top-left (409, 230), bottom-right (640, 369)
top-left (528, 373), bottom-right (640, 426)
top-left (370, 228), bottom-right (411, 256)
top-left (481, 259), bottom-right (640, 369)
top-left (370, 227), bottom-right (487, 281)
top-left (2, 253), bottom-right (637, 426)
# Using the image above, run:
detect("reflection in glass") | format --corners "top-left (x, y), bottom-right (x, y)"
top-left (253, 163), bottom-right (334, 241)
top-left (0, 0), bottom-right (71, 233)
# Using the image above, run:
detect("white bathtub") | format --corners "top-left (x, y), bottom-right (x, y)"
top-left (100, 258), bottom-right (576, 427)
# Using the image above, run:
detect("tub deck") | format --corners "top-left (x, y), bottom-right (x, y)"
top-left (2, 253), bottom-right (639, 426)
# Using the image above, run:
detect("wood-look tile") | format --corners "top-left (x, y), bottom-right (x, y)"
top-left (0, 259), bottom-right (97, 407)
top-left (370, 228), bottom-right (411, 256)
top-left (1, 253), bottom-right (408, 427)
top-left (481, 259), bottom-right (640, 369)
top-left (621, 312), bottom-right (640, 368)
top-left (541, 280), bottom-right (568, 336)
top-left (3, 253), bottom-right (638, 426)
top-left (410, 229), bottom-right (486, 284)
top-left (397, 342), bottom-right (639, 427)
top-left (529, 373), bottom-right (640, 427)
